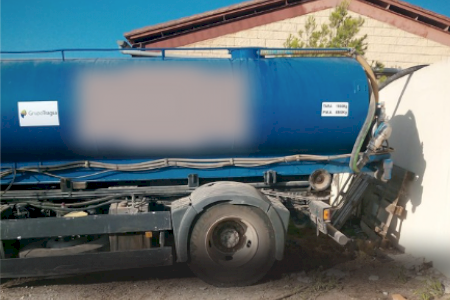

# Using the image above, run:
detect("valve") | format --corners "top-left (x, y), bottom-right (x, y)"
top-left (357, 122), bottom-right (392, 171)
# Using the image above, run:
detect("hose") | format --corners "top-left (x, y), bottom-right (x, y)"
top-left (356, 55), bottom-right (379, 104)
top-left (348, 63), bottom-right (428, 172)
top-left (379, 64), bottom-right (428, 91)
top-left (350, 92), bottom-right (376, 172)
top-left (27, 200), bottom-right (123, 212)
top-left (0, 153), bottom-right (363, 179)
top-left (25, 195), bottom-right (120, 208)
top-left (1, 168), bottom-right (16, 194)
top-left (349, 55), bottom-right (380, 173)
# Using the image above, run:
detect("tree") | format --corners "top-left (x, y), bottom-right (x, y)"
top-left (284, 1), bottom-right (368, 55)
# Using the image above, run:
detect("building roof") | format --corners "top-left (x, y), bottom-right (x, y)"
top-left (124, 0), bottom-right (450, 48)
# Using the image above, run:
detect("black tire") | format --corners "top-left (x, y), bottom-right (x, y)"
top-left (188, 204), bottom-right (276, 287)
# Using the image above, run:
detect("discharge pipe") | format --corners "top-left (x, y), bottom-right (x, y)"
top-left (326, 223), bottom-right (349, 245)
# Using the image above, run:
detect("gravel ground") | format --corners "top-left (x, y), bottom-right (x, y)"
top-left (1, 229), bottom-right (449, 300)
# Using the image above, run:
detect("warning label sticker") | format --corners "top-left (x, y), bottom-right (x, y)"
top-left (18, 101), bottom-right (60, 127)
top-left (321, 102), bottom-right (349, 117)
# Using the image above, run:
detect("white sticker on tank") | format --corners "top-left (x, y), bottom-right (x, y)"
top-left (321, 102), bottom-right (349, 117)
top-left (18, 101), bottom-right (60, 127)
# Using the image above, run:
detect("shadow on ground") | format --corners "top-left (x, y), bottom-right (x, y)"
top-left (266, 227), bottom-right (355, 282)
top-left (1, 264), bottom-right (195, 288)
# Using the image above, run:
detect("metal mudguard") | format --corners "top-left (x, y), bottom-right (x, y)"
top-left (171, 181), bottom-right (290, 262)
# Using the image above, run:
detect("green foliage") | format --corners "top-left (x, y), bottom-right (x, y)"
top-left (284, 1), bottom-right (368, 55)
top-left (394, 265), bottom-right (410, 284)
top-left (413, 278), bottom-right (445, 300)
top-left (371, 60), bottom-right (388, 83)
top-left (310, 271), bottom-right (339, 293)
top-left (287, 219), bottom-right (304, 237)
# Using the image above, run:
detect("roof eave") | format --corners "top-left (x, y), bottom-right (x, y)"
top-left (124, 0), bottom-right (450, 48)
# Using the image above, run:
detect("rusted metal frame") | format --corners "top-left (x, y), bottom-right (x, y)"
top-left (376, 171), bottom-right (410, 239)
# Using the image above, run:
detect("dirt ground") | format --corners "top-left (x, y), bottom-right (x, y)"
top-left (1, 226), bottom-right (449, 300)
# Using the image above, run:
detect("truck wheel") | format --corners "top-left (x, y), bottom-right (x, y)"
top-left (188, 203), bottom-right (275, 287)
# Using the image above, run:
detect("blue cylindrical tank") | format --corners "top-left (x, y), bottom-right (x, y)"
top-left (0, 51), bottom-right (369, 163)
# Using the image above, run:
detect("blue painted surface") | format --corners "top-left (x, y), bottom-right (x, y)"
top-left (1, 49), bottom-right (373, 184)
top-left (0, 155), bottom-right (389, 184)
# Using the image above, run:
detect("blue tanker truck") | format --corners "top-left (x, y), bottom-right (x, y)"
top-left (0, 47), bottom-right (392, 286)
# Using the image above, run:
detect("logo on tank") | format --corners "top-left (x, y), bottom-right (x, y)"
top-left (17, 101), bottom-right (60, 127)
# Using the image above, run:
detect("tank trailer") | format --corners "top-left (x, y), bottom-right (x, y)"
top-left (0, 48), bottom-right (392, 286)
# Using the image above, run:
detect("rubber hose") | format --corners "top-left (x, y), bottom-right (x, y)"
top-left (356, 55), bottom-right (379, 103)
top-left (349, 55), bottom-right (379, 173)
top-left (379, 64), bottom-right (428, 91)
top-left (349, 62), bottom-right (428, 172)
top-left (349, 92), bottom-right (376, 172)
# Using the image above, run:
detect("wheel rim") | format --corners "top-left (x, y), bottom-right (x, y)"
top-left (204, 216), bottom-right (258, 268)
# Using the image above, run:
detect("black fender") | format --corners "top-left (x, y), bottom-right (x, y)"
top-left (171, 181), bottom-right (290, 262)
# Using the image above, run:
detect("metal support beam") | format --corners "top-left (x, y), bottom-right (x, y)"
top-left (331, 174), bottom-right (371, 230)
top-left (188, 174), bottom-right (199, 188)
top-left (264, 170), bottom-right (277, 185)
top-left (1, 211), bottom-right (171, 240)
top-left (1, 247), bottom-right (173, 278)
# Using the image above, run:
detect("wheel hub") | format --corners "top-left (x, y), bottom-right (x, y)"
top-left (219, 228), bottom-right (240, 249)
top-left (206, 217), bottom-right (258, 267)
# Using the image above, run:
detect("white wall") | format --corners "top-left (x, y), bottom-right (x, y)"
top-left (381, 58), bottom-right (450, 277)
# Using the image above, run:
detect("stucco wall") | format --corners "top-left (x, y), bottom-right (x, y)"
top-left (176, 8), bottom-right (450, 69)
top-left (380, 58), bottom-right (450, 277)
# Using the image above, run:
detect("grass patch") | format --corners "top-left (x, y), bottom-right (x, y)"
top-left (395, 266), bottom-right (410, 284)
top-left (287, 219), bottom-right (305, 237)
top-left (298, 270), bottom-right (340, 300)
top-left (413, 278), bottom-right (444, 300)
top-left (310, 270), bottom-right (339, 293)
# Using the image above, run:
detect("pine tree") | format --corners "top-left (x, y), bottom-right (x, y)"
top-left (284, 1), bottom-right (368, 55)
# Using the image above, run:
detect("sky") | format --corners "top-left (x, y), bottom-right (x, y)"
top-left (1, 0), bottom-right (450, 53)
